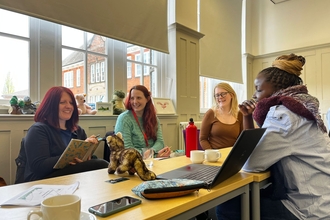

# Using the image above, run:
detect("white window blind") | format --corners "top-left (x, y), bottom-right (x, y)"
top-left (199, 0), bottom-right (243, 83)
top-left (0, 0), bottom-right (169, 53)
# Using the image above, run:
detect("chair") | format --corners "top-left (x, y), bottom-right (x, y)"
top-left (15, 138), bottom-right (26, 184)
top-left (0, 177), bottom-right (7, 187)
top-left (182, 129), bottom-right (203, 150)
top-left (103, 131), bottom-right (114, 162)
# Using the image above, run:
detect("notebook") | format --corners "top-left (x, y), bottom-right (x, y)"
top-left (53, 138), bottom-right (102, 169)
top-left (157, 128), bottom-right (266, 188)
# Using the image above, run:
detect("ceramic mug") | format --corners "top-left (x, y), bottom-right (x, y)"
top-left (204, 149), bottom-right (221, 162)
top-left (27, 194), bottom-right (81, 220)
top-left (190, 150), bottom-right (205, 164)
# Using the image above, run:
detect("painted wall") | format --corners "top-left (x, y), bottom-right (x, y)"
top-left (247, 0), bottom-right (330, 56)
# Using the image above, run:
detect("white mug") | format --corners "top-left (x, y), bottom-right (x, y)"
top-left (190, 150), bottom-right (205, 164)
top-left (205, 149), bottom-right (221, 162)
top-left (27, 194), bottom-right (81, 220)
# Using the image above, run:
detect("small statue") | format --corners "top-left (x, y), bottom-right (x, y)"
top-left (22, 96), bottom-right (37, 114)
top-left (111, 90), bottom-right (126, 115)
top-left (8, 96), bottom-right (24, 114)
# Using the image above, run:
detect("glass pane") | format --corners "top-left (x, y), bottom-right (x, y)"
top-left (62, 49), bottom-right (85, 94)
top-left (62, 26), bottom-right (84, 49)
top-left (127, 61), bottom-right (132, 78)
top-left (87, 54), bottom-right (107, 103)
top-left (0, 9), bottom-right (29, 37)
top-left (0, 36), bottom-right (29, 100)
top-left (126, 44), bottom-right (159, 96)
top-left (149, 68), bottom-right (157, 97)
top-left (87, 33), bottom-right (106, 54)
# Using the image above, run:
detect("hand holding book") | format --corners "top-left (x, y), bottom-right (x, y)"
top-left (53, 134), bottom-right (104, 169)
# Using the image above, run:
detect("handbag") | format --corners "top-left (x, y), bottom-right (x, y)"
top-left (131, 179), bottom-right (207, 199)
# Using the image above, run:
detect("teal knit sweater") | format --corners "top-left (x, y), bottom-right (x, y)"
top-left (114, 110), bottom-right (165, 154)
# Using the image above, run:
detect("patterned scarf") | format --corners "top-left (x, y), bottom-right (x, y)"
top-left (253, 85), bottom-right (327, 133)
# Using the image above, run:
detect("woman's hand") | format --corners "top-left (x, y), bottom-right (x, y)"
top-left (85, 134), bottom-right (100, 144)
top-left (69, 157), bottom-right (84, 165)
top-left (238, 99), bottom-right (257, 116)
top-left (157, 146), bottom-right (171, 158)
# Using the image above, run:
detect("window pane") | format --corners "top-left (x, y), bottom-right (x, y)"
top-left (62, 28), bottom-right (108, 103)
top-left (0, 36), bottom-right (29, 100)
top-left (87, 34), bottom-right (106, 54)
top-left (87, 54), bottom-right (107, 103)
top-left (62, 49), bottom-right (85, 94)
top-left (62, 26), bottom-right (84, 49)
top-left (127, 44), bottom-right (159, 96)
top-left (0, 9), bottom-right (29, 37)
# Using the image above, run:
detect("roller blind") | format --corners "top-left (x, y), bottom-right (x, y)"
top-left (200, 0), bottom-right (242, 83)
top-left (0, 0), bottom-right (169, 53)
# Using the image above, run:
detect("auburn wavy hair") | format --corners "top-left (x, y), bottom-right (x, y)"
top-left (125, 85), bottom-right (158, 140)
top-left (34, 86), bottom-right (79, 132)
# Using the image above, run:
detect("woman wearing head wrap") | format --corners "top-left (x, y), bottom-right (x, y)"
top-left (216, 54), bottom-right (330, 219)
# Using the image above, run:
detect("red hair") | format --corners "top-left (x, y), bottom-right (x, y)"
top-left (125, 85), bottom-right (158, 140)
top-left (34, 86), bottom-right (79, 132)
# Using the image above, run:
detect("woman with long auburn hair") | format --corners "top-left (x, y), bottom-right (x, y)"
top-left (115, 85), bottom-right (171, 157)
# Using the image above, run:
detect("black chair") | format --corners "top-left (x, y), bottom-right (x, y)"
top-left (15, 138), bottom-right (26, 184)
top-left (103, 131), bottom-right (114, 162)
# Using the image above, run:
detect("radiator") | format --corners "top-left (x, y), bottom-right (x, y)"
top-left (178, 121), bottom-right (202, 151)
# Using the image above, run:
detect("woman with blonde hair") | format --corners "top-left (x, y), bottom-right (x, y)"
top-left (199, 82), bottom-right (243, 149)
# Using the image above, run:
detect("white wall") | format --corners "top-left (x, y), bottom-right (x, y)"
top-left (247, 0), bottom-right (330, 56)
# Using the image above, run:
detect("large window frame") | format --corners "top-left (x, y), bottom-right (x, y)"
top-left (0, 9), bottom-right (164, 106)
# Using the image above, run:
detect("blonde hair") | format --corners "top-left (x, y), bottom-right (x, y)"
top-left (212, 82), bottom-right (239, 119)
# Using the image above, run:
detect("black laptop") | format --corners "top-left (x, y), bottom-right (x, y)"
top-left (157, 128), bottom-right (266, 188)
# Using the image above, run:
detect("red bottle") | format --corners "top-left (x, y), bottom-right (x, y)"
top-left (185, 118), bottom-right (197, 157)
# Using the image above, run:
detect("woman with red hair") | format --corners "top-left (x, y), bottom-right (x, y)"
top-left (18, 86), bottom-right (108, 183)
top-left (115, 85), bottom-right (171, 157)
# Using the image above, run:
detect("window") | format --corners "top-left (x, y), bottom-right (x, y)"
top-left (90, 64), bottom-right (95, 83)
top-left (62, 25), bottom-right (107, 102)
top-left (0, 9), bottom-right (29, 104)
top-left (76, 69), bottom-right (81, 87)
top-left (101, 61), bottom-right (105, 81)
top-left (63, 71), bottom-right (73, 88)
top-left (0, 8), bottom-right (164, 107)
top-left (127, 45), bottom-right (158, 95)
top-left (96, 62), bottom-right (100, 82)
top-left (127, 56), bottom-right (132, 78)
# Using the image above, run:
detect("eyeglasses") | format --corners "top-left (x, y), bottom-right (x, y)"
top-left (214, 92), bottom-right (229, 98)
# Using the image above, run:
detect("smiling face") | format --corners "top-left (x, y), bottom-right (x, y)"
top-left (129, 89), bottom-right (149, 117)
top-left (214, 87), bottom-right (232, 109)
top-left (253, 73), bottom-right (277, 102)
top-left (58, 91), bottom-right (74, 128)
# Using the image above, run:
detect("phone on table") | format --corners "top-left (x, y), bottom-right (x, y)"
top-left (88, 196), bottom-right (142, 217)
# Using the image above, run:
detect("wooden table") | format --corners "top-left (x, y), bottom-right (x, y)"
top-left (0, 147), bottom-right (264, 220)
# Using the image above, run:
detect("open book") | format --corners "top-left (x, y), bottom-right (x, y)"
top-left (53, 139), bottom-right (101, 169)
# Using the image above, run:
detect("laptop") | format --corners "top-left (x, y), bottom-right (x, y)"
top-left (157, 128), bottom-right (266, 188)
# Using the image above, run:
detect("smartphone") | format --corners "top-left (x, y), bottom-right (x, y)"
top-left (88, 196), bottom-right (142, 217)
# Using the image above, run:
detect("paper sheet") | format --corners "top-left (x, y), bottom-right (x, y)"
top-left (0, 181), bottom-right (79, 207)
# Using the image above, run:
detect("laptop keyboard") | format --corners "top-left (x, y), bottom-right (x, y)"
top-left (180, 165), bottom-right (221, 182)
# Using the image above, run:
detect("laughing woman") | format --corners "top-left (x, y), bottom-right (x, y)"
top-left (114, 85), bottom-right (171, 158)
top-left (19, 86), bottom-right (108, 183)
top-left (199, 82), bottom-right (243, 149)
